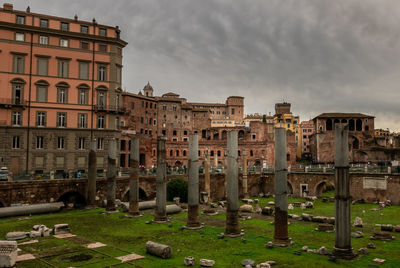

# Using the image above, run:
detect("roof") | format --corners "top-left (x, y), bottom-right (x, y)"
top-left (162, 92), bottom-right (180, 97)
top-left (315, 113), bottom-right (374, 119)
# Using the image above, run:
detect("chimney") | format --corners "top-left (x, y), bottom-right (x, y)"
top-left (3, 3), bottom-right (13, 11)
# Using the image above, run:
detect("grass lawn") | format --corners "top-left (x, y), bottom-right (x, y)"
top-left (0, 197), bottom-right (399, 267)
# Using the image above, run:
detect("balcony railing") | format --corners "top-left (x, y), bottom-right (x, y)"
top-left (0, 98), bottom-right (26, 107)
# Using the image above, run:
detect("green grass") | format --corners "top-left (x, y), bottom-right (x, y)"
top-left (1, 198), bottom-right (400, 267)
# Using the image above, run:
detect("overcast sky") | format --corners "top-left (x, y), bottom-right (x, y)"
top-left (7, 0), bottom-right (400, 131)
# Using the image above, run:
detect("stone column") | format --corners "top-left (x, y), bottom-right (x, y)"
top-left (204, 149), bottom-right (211, 203)
top-left (333, 124), bottom-right (355, 259)
top-left (129, 137), bottom-right (140, 215)
top-left (106, 138), bottom-right (117, 211)
top-left (242, 149), bottom-right (249, 198)
top-left (274, 128), bottom-right (289, 246)
top-left (155, 136), bottom-right (167, 222)
top-left (225, 130), bottom-right (240, 236)
top-left (214, 154), bottom-right (218, 168)
top-left (87, 140), bottom-right (97, 206)
top-left (186, 134), bottom-right (201, 228)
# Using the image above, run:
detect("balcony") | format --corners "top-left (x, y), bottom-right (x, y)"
top-left (0, 98), bottom-right (27, 108)
top-left (94, 104), bottom-right (126, 114)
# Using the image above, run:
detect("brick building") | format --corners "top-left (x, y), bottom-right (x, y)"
top-left (0, 3), bottom-right (127, 176)
top-left (299, 120), bottom-right (314, 160)
top-left (119, 84), bottom-right (297, 170)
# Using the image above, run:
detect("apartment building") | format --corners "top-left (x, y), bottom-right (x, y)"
top-left (0, 3), bottom-right (127, 176)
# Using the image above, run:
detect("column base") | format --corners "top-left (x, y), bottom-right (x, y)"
top-left (183, 224), bottom-right (204, 230)
top-left (332, 247), bottom-right (357, 260)
top-left (272, 238), bottom-right (293, 247)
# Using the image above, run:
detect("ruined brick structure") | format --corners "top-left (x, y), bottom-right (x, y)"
top-left (119, 84), bottom-right (297, 170)
top-left (310, 113), bottom-right (400, 163)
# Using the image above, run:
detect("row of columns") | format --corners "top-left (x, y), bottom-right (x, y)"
top-left (87, 126), bottom-right (354, 259)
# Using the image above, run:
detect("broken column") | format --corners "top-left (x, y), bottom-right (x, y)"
top-left (106, 138), bottom-right (117, 211)
top-left (87, 139), bottom-right (97, 206)
top-left (0, 240), bottom-right (17, 267)
top-left (186, 133), bottom-right (201, 229)
top-left (154, 136), bottom-right (167, 222)
top-left (204, 148), bottom-right (211, 203)
top-left (129, 137), bottom-right (140, 215)
top-left (242, 149), bottom-right (249, 198)
top-left (333, 124), bottom-right (356, 259)
top-left (274, 127), bottom-right (289, 246)
top-left (225, 130), bottom-right (240, 236)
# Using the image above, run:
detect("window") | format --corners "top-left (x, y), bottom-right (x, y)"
top-left (99, 44), bottom-right (107, 52)
top-left (81, 41), bottom-right (89, 50)
top-left (98, 65), bottom-right (107, 81)
top-left (79, 62), bottom-right (89, 79)
top-left (231, 108), bottom-right (235, 115)
top-left (57, 112), bottom-right (67, 127)
top-left (162, 105), bottom-right (166, 111)
top-left (97, 115), bottom-right (105, 128)
top-left (130, 102), bottom-right (134, 109)
top-left (97, 91), bottom-right (106, 107)
top-left (12, 136), bottom-right (20, 149)
top-left (140, 117), bottom-right (144, 124)
top-left (78, 113), bottom-right (88, 128)
top-left (173, 106), bottom-right (177, 111)
top-left (57, 137), bottom-right (65, 149)
top-left (115, 117), bottom-right (120, 130)
top-left (145, 118), bottom-right (148, 124)
top-left (78, 89), bottom-right (88, 105)
top-left (16, 15), bottom-right (25, 24)
top-left (115, 94), bottom-right (120, 108)
top-left (37, 58), bottom-right (48, 76)
top-left (78, 137), bottom-right (85, 150)
top-left (116, 66), bottom-right (122, 83)
top-left (58, 60), bottom-right (69, 77)
top-left (97, 138), bottom-right (104, 150)
top-left (99, 28), bottom-right (107, 36)
top-left (12, 111), bottom-right (21, 126)
top-left (36, 136), bottom-right (44, 149)
top-left (162, 130), bottom-right (166, 135)
top-left (173, 130), bottom-right (177, 136)
top-left (36, 111), bottom-right (46, 127)
top-left (60, 39), bottom-right (69, 47)
top-left (12, 83), bottom-right (23, 105)
top-left (184, 130), bottom-right (188, 135)
top-left (13, 55), bottom-right (25, 73)
top-left (81, 25), bottom-right (89, 34)
top-left (57, 88), bottom-right (68, 103)
top-left (15, 33), bottom-right (25, 41)
top-left (60, 22), bottom-right (69, 31)
top-left (39, 36), bottom-right (48, 45)
top-left (40, 19), bottom-right (48, 28)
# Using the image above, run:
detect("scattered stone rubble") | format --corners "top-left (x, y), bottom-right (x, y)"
top-left (199, 258), bottom-right (215, 267)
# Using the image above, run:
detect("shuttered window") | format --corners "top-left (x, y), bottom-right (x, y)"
top-left (13, 56), bottom-right (25, 73)
top-left (37, 58), bottom-right (48, 76)
top-left (58, 60), bottom-right (69, 78)
top-left (37, 86), bottom-right (47, 102)
top-left (79, 62), bottom-right (89, 79)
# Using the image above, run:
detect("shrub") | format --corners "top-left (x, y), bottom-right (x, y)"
top-left (167, 177), bottom-right (188, 203)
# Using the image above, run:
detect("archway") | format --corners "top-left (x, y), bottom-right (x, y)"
top-left (315, 181), bottom-right (334, 197)
top-left (213, 132), bottom-right (219, 140)
top-left (349, 119), bottom-right (355, 131)
top-left (356, 119), bottom-right (362, 131)
top-left (352, 137), bottom-right (359, 150)
top-left (175, 161), bottom-right (182, 168)
top-left (341, 119), bottom-right (347, 124)
top-left (122, 188), bottom-right (148, 201)
top-left (57, 191), bottom-right (86, 208)
top-left (140, 153), bottom-right (146, 166)
top-left (238, 130), bottom-right (245, 139)
top-left (326, 119), bottom-right (333, 131)
top-left (287, 181), bottom-right (294, 195)
top-left (254, 160), bottom-right (261, 166)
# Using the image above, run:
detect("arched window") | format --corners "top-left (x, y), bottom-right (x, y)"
top-left (349, 119), bottom-right (355, 131)
top-left (334, 119), bottom-right (340, 126)
top-left (326, 119), bottom-right (333, 131)
top-left (217, 150), bottom-right (221, 157)
top-left (341, 119), bottom-right (347, 124)
top-left (250, 150), bottom-right (253, 157)
top-left (238, 130), bottom-right (245, 139)
top-left (183, 150), bottom-right (186, 157)
top-left (170, 150), bottom-right (173, 157)
top-left (176, 150), bottom-right (179, 157)
top-left (356, 119), bottom-right (362, 131)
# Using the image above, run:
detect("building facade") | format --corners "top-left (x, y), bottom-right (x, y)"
top-left (0, 3), bottom-right (127, 176)
top-left (299, 120), bottom-right (314, 160)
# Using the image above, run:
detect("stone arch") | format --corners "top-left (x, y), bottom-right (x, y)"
top-left (287, 181), bottom-right (294, 195)
top-left (356, 119), bottom-right (362, 131)
top-left (57, 191), bottom-right (86, 208)
top-left (254, 160), bottom-right (261, 166)
top-left (326, 119), bottom-right (333, 131)
top-left (341, 119), bottom-right (347, 124)
top-left (314, 180), bottom-right (334, 197)
top-left (222, 130), bottom-right (227, 140)
top-left (334, 119), bottom-right (340, 126)
top-left (213, 132), bottom-right (219, 140)
top-left (238, 130), bottom-right (245, 139)
top-left (122, 188), bottom-right (148, 201)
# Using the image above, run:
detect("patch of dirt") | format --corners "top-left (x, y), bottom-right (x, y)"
top-left (64, 236), bottom-right (92, 245)
top-left (63, 253), bottom-right (93, 262)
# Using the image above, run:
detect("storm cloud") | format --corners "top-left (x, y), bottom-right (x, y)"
top-left (7, 0), bottom-right (400, 130)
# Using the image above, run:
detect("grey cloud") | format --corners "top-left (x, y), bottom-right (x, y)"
top-left (8, 0), bottom-right (400, 130)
